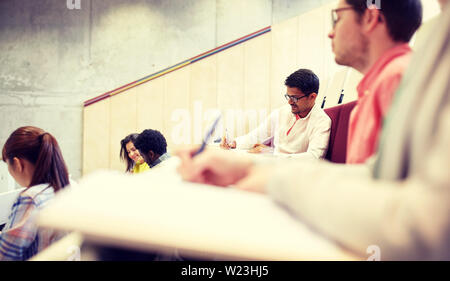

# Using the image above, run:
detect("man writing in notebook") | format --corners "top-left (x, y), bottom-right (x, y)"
top-left (221, 69), bottom-right (331, 160)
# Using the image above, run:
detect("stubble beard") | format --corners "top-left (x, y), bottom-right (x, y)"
top-left (335, 32), bottom-right (369, 71)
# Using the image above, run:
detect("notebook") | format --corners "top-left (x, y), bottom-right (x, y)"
top-left (37, 157), bottom-right (357, 260)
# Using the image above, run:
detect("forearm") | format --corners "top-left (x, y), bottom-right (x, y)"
top-left (234, 135), bottom-right (256, 150)
top-left (235, 110), bottom-right (278, 149)
top-left (266, 160), bottom-right (450, 260)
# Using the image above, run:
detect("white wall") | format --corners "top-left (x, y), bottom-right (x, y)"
top-left (0, 162), bottom-right (16, 193)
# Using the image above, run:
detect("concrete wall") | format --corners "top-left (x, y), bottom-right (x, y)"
top-left (0, 0), bottom-right (336, 180)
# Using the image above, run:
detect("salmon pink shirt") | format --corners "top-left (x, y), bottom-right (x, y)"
top-left (346, 44), bottom-right (412, 164)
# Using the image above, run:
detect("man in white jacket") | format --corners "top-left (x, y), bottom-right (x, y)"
top-left (177, 1), bottom-right (450, 260)
top-left (221, 69), bottom-right (331, 160)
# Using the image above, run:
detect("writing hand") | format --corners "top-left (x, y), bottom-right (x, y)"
top-left (176, 147), bottom-right (252, 187)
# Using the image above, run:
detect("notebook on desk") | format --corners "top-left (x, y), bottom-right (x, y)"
top-left (37, 157), bottom-right (357, 260)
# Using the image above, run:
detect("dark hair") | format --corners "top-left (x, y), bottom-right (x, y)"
top-left (134, 129), bottom-right (167, 157)
top-left (2, 126), bottom-right (69, 192)
top-left (285, 69), bottom-right (320, 95)
top-left (345, 0), bottom-right (422, 42)
top-left (120, 133), bottom-right (139, 173)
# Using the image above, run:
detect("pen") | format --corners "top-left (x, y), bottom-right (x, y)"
top-left (192, 115), bottom-right (221, 157)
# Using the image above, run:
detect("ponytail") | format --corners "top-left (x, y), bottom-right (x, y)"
top-left (2, 126), bottom-right (69, 192)
top-left (30, 132), bottom-right (69, 192)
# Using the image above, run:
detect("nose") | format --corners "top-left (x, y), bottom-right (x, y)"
top-left (328, 28), bottom-right (335, 39)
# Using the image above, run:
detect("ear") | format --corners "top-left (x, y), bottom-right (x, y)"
top-left (148, 151), bottom-right (155, 162)
top-left (362, 8), bottom-right (382, 34)
top-left (12, 157), bottom-right (24, 173)
top-left (309, 93), bottom-right (318, 101)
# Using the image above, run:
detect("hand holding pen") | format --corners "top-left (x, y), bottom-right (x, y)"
top-left (192, 115), bottom-right (222, 157)
top-left (220, 129), bottom-right (236, 150)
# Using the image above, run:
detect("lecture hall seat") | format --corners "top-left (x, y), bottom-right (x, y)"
top-left (324, 101), bottom-right (357, 163)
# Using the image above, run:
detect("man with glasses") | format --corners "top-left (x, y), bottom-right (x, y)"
top-left (221, 69), bottom-right (331, 160)
top-left (177, 0), bottom-right (450, 260)
top-left (329, 0), bottom-right (422, 164)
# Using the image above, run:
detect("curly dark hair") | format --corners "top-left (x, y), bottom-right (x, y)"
top-left (284, 69), bottom-right (320, 96)
top-left (120, 133), bottom-right (140, 172)
top-left (134, 129), bottom-right (167, 157)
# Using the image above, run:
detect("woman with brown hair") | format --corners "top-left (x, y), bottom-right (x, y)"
top-left (120, 133), bottom-right (150, 174)
top-left (0, 126), bottom-right (70, 260)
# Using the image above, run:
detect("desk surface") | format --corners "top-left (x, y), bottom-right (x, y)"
top-left (37, 158), bottom-right (358, 260)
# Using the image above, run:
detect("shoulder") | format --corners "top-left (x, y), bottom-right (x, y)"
top-left (18, 184), bottom-right (55, 209)
top-left (160, 153), bottom-right (171, 162)
top-left (371, 51), bottom-right (412, 103)
top-left (377, 50), bottom-right (412, 82)
top-left (311, 106), bottom-right (331, 124)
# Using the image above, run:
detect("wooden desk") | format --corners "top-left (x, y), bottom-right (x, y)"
top-left (37, 158), bottom-right (358, 260)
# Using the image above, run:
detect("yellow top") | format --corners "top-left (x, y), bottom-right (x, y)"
top-left (132, 161), bottom-right (150, 174)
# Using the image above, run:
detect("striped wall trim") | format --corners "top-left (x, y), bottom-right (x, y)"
top-left (84, 26), bottom-right (271, 107)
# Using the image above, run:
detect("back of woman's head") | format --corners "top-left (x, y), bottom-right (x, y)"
top-left (120, 133), bottom-right (139, 172)
top-left (2, 126), bottom-right (69, 192)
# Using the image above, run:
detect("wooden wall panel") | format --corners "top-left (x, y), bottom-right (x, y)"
top-left (270, 16), bottom-right (299, 111)
top-left (297, 7), bottom-right (326, 83)
top-left (422, 0), bottom-right (441, 22)
top-left (244, 32), bottom-right (271, 136)
top-left (217, 45), bottom-right (245, 139)
top-left (298, 6), bottom-right (330, 110)
top-left (318, 1), bottom-right (338, 108)
top-left (109, 90), bottom-right (137, 171)
top-left (323, 68), bottom-right (346, 108)
top-left (83, 98), bottom-right (110, 176)
top-left (190, 56), bottom-right (218, 144)
top-left (164, 66), bottom-right (191, 149)
top-left (136, 78), bottom-right (165, 134)
top-left (341, 68), bottom-right (362, 105)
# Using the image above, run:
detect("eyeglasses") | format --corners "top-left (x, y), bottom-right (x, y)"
top-left (284, 94), bottom-right (308, 103)
top-left (331, 7), bottom-right (355, 28)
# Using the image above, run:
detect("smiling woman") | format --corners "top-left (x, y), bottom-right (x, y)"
top-left (119, 133), bottom-right (150, 174)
